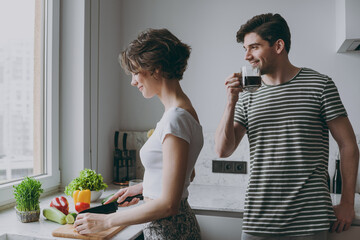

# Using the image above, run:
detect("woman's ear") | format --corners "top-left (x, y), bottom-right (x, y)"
top-left (275, 39), bottom-right (285, 54)
top-left (152, 68), bottom-right (162, 80)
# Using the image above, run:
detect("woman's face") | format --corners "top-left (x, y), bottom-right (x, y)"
top-left (131, 70), bottom-right (160, 98)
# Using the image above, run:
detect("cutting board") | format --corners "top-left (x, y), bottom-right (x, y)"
top-left (52, 224), bottom-right (127, 240)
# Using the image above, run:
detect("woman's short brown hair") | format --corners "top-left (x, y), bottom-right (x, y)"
top-left (120, 28), bottom-right (191, 80)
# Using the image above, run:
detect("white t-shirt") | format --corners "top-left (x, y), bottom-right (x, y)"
top-left (140, 107), bottom-right (204, 200)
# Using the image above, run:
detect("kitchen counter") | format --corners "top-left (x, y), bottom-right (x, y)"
top-left (1, 184), bottom-right (359, 239)
top-left (188, 184), bottom-right (360, 225)
top-left (0, 185), bottom-right (143, 240)
top-left (188, 184), bottom-right (246, 218)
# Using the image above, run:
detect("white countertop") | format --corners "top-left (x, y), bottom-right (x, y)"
top-left (0, 186), bottom-right (143, 240)
top-left (1, 184), bottom-right (359, 239)
top-left (188, 184), bottom-right (360, 225)
top-left (188, 184), bottom-right (245, 217)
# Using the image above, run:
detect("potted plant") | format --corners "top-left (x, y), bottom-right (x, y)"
top-left (13, 177), bottom-right (44, 223)
top-left (64, 169), bottom-right (108, 202)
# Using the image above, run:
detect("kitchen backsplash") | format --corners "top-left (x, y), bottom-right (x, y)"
top-left (118, 131), bottom-right (360, 192)
top-left (117, 131), bottom-right (148, 182)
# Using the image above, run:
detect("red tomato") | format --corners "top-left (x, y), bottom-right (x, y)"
top-left (50, 196), bottom-right (69, 215)
top-left (75, 202), bottom-right (90, 212)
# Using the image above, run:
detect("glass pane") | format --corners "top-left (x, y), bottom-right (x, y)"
top-left (0, 0), bottom-right (43, 184)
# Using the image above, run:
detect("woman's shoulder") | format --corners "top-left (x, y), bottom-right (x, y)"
top-left (166, 106), bottom-right (200, 125)
top-left (158, 106), bottom-right (202, 144)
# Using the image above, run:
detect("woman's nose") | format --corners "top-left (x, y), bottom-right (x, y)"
top-left (131, 75), bottom-right (137, 86)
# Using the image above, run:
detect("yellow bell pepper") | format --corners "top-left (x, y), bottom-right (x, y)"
top-left (147, 128), bottom-right (155, 138)
top-left (73, 189), bottom-right (91, 205)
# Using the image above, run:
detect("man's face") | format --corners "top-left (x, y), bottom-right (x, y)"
top-left (243, 32), bottom-right (276, 75)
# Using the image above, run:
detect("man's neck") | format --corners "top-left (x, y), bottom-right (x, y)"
top-left (262, 60), bottom-right (300, 86)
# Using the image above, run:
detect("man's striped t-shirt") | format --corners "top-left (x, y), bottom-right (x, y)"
top-left (234, 68), bottom-right (347, 235)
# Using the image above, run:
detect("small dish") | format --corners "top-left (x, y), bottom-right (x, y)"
top-left (90, 189), bottom-right (104, 202)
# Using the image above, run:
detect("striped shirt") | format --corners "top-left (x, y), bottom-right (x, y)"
top-left (234, 68), bottom-right (347, 235)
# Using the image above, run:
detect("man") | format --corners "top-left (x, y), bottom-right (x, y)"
top-left (215, 13), bottom-right (359, 240)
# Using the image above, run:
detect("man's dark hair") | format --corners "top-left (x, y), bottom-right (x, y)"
top-left (120, 28), bottom-right (191, 80)
top-left (236, 13), bottom-right (291, 53)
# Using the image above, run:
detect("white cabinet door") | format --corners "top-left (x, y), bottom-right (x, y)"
top-left (328, 226), bottom-right (360, 240)
top-left (196, 215), bottom-right (243, 240)
top-left (196, 214), bottom-right (360, 240)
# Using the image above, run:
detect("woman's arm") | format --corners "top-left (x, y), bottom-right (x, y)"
top-left (74, 134), bottom-right (189, 234)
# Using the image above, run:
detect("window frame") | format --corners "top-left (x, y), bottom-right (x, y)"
top-left (0, 0), bottom-right (60, 208)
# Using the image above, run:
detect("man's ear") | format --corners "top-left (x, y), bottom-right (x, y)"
top-left (275, 39), bottom-right (285, 54)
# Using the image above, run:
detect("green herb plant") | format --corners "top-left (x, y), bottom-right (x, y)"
top-left (64, 169), bottom-right (108, 196)
top-left (13, 177), bottom-right (44, 212)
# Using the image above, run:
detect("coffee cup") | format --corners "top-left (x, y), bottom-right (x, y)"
top-left (241, 65), bottom-right (261, 92)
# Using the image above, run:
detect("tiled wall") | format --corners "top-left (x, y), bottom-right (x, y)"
top-left (118, 131), bottom-right (360, 192)
top-left (191, 132), bottom-right (249, 187)
top-left (117, 131), bottom-right (147, 180)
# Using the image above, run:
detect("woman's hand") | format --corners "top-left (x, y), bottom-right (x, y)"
top-left (104, 183), bottom-right (143, 207)
top-left (74, 213), bottom-right (111, 234)
top-left (225, 73), bottom-right (242, 105)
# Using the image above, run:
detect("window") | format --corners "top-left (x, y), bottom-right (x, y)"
top-left (0, 0), bottom-right (60, 207)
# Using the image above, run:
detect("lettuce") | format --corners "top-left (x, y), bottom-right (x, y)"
top-left (64, 169), bottom-right (108, 196)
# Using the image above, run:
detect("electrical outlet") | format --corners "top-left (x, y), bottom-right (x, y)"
top-left (212, 160), bottom-right (247, 174)
top-left (234, 161), bottom-right (247, 174)
top-left (224, 161), bottom-right (234, 172)
top-left (212, 160), bottom-right (222, 172)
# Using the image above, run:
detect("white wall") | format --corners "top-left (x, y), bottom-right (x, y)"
top-left (60, 0), bottom-right (88, 187)
top-left (113, 0), bottom-right (360, 133)
top-left (60, 0), bottom-right (360, 185)
top-left (97, 0), bottom-right (360, 183)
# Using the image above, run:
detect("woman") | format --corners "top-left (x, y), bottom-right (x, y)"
top-left (74, 28), bottom-right (203, 240)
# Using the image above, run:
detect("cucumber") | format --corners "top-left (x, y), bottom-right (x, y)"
top-left (65, 212), bottom-right (77, 224)
top-left (101, 193), bottom-right (116, 205)
top-left (43, 207), bottom-right (66, 225)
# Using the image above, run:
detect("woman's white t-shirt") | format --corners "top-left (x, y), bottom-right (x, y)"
top-left (140, 107), bottom-right (204, 200)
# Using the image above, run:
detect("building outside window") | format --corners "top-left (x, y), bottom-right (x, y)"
top-left (0, 0), bottom-right (41, 183)
top-left (0, 0), bottom-right (60, 206)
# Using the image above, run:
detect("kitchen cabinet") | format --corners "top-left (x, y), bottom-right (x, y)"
top-left (196, 214), bottom-right (360, 240)
top-left (328, 226), bottom-right (360, 240)
top-left (196, 214), bottom-right (243, 240)
top-left (189, 185), bottom-right (360, 240)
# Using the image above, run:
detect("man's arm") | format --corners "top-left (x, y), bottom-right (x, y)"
top-left (215, 73), bottom-right (246, 157)
top-left (215, 105), bottom-right (246, 157)
top-left (328, 116), bottom-right (359, 233)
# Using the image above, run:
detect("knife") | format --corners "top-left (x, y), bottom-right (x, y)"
top-left (79, 194), bottom-right (143, 214)
top-left (122, 132), bottom-right (128, 152)
top-left (122, 133), bottom-right (130, 181)
top-left (114, 131), bottom-right (119, 152)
